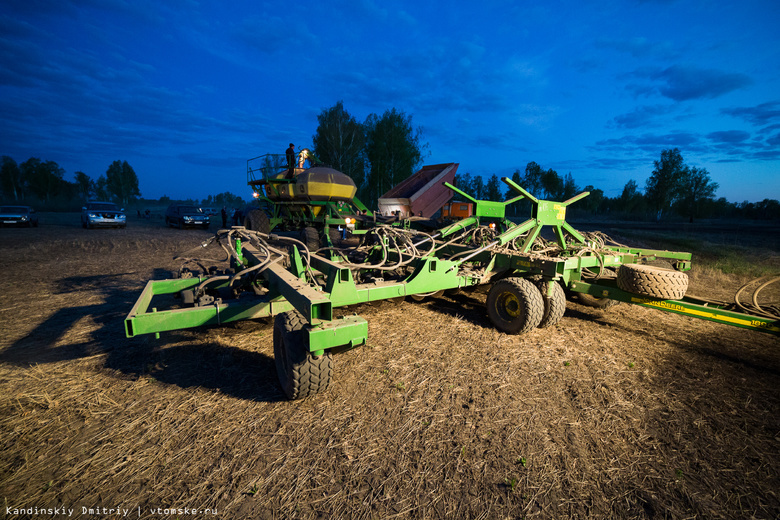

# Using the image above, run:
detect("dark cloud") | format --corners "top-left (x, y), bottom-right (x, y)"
top-left (595, 131), bottom-right (703, 153)
top-left (629, 65), bottom-right (752, 101)
top-left (611, 105), bottom-right (677, 129)
top-left (765, 133), bottom-right (780, 147)
top-left (721, 101), bottom-right (780, 127)
top-left (706, 130), bottom-right (751, 144)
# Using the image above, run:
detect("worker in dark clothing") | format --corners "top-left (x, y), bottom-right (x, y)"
top-left (286, 143), bottom-right (295, 177)
top-left (221, 207), bottom-right (227, 228)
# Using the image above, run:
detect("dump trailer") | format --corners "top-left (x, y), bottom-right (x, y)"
top-left (378, 163), bottom-right (459, 218)
top-left (125, 176), bottom-right (779, 400)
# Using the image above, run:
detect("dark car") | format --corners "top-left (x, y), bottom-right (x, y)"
top-left (81, 201), bottom-right (127, 229)
top-left (165, 204), bottom-right (210, 229)
top-left (0, 205), bottom-right (39, 227)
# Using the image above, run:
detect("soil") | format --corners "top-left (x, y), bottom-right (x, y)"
top-left (0, 213), bottom-right (778, 519)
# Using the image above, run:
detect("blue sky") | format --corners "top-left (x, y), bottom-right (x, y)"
top-left (1, 0), bottom-right (779, 203)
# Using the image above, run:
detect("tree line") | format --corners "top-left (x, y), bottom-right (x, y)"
top-left (311, 102), bottom-right (777, 221)
top-left (454, 148), bottom-right (779, 221)
top-left (1, 156), bottom-right (141, 208)
top-left (4, 101), bottom-right (777, 221)
top-left (311, 101), bottom-right (426, 209)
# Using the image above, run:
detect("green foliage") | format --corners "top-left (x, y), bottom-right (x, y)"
top-left (363, 107), bottom-right (426, 208)
top-left (312, 100), bottom-right (366, 189)
top-left (21, 158), bottom-right (65, 202)
top-left (106, 160), bottom-right (141, 205)
top-left (202, 192), bottom-right (245, 208)
top-left (676, 166), bottom-right (719, 222)
top-left (562, 172), bottom-right (579, 200)
top-left (645, 148), bottom-right (686, 220)
top-left (1, 156), bottom-right (23, 201)
top-left (95, 175), bottom-right (109, 201)
top-left (486, 173), bottom-right (503, 201)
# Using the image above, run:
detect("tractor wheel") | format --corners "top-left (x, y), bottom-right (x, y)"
top-left (300, 226), bottom-right (321, 252)
top-left (617, 263), bottom-right (688, 300)
top-left (486, 277), bottom-right (544, 334)
top-left (577, 293), bottom-right (621, 309)
top-left (536, 280), bottom-right (566, 328)
top-left (243, 209), bottom-right (270, 234)
top-left (273, 310), bottom-right (332, 400)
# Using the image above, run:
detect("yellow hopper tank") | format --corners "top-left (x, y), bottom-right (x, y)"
top-left (294, 167), bottom-right (356, 202)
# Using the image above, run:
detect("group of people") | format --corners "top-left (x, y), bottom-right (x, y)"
top-left (286, 143), bottom-right (318, 177)
top-left (220, 207), bottom-right (243, 228)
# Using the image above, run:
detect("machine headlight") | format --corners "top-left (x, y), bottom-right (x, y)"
top-left (119, 214), bottom-right (126, 220)
top-left (88, 213), bottom-right (98, 218)
top-left (20, 216), bottom-right (28, 221)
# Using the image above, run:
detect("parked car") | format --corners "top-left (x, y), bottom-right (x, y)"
top-left (0, 205), bottom-right (39, 227)
top-left (201, 207), bottom-right (217, 216)
top-left (81, 201), bottom-right (127, 229)
top-left (165, 204), bottom-right (210, 229)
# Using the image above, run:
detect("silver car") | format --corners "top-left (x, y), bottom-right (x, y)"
top-left (0, 205), bottom-right (39, 227)
top-left (81, 201), bottom-right (127, 229)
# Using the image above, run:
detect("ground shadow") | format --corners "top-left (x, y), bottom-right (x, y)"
top-left (423, 290), bottom-right (493, 328)
top-left (0, 272), bottom-right (287, 403)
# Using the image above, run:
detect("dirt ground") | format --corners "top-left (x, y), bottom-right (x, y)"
top-left (0, 213), bottom-right (778, 519)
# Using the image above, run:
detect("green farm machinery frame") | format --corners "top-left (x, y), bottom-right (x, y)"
top-left (243, 153), bottom-right (368, 250)
top-left (125, 177), bottom-right (779, 399)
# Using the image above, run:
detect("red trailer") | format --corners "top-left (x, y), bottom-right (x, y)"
top-left (377, 163), bottom-right (459, 218)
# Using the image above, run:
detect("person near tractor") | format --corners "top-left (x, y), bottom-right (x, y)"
top-left (286, 143), bottom-right (295, 177)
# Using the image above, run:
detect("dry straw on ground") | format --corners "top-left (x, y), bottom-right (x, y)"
top-left (1, 214), bottom-right (778, 519)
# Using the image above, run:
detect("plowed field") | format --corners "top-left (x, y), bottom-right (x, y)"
top-left (1, 214), bottom-right (778, 519)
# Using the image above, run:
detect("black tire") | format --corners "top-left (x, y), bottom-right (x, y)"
top-left (300, 226), bottom-right (321, 252)
top-left (243, 209), bottom-right (270, 233)
top-left (486, 277), bottom-right (544, 334)
top-left (617, 263), bottom-right (688, 300)
top-left (577, 293), bottom-right (620, 309)
top-left (536, 281), bottom-right (566, 328)
top-left (273, 310), bottom-right (333, 400)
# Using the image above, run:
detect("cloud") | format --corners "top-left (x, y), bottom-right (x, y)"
top-left (721, 101), bottom-right (780, 127)
top-left (706, 130), bottom-right (750, 144)
top-left (611, 105), bottom-right (677, 129)
top-left (594, 131), bottom-right (703, 153)
top-left (594, 37), bottom-right (677, 59)
top-left (629, 65), bottom-right (752, 101)
top-left (768, 133), bottom-right (780, 147)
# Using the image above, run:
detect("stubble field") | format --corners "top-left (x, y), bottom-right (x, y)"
top-left (1, 213), bottom-right (778, 519)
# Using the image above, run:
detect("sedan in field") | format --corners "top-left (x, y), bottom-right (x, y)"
top-left (0, 206), bottom-right (39, 227)
top-left (81, 201), bottom-right (127, 229)
top-left (165, 204), bottom-right (210, 229)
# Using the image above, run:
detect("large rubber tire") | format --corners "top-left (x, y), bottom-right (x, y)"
top-left (536, 281), bottom-right (566, 329)
top-left (300, 226), bottom-right (321, 252)
top-left (577, 293), bottom-right (620, 309)
top-left (273, 310), bottom-right (332, 400)
top-left (243, 209), bottom-right (270, 233)
top-left (617, 263), bottom-right (688, 300)
top-left (486, 277), bottom-right (545, 334)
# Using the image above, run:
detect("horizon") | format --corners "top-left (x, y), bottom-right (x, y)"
top-left (1, 1), bottom-right (779, 204)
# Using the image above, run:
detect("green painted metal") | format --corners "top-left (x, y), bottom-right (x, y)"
top-left (306, 316), bottom-right (368, 354)
top-left (126, 175), bottom-right (776, 357)
top-left (569, 280), bottom-right (780, 336)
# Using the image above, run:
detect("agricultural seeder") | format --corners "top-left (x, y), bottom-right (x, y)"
top-left (125, 174), bottom-right (780, 399)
